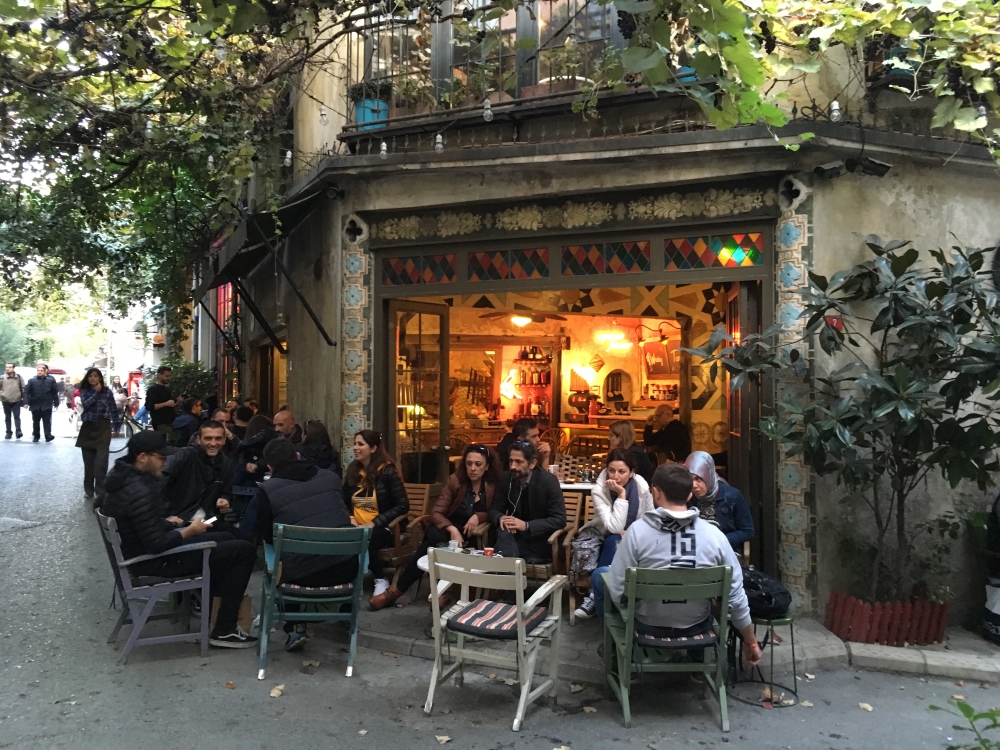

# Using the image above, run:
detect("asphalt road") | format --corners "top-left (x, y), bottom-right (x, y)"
top-left (1, 417), bottom-right (997, 749)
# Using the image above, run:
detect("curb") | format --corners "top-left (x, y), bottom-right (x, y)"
top-left (846, 642), bottom-right (1000, 683)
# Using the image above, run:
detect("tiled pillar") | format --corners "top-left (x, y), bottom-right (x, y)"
top-left (340, 214), bottom-right (373, 462)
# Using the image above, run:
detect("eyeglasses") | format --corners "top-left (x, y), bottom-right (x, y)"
top-left (512, 440), bottom-right (532, 448)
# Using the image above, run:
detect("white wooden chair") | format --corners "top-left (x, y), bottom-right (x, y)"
top-left (424, 548), bottom-right (566, 731)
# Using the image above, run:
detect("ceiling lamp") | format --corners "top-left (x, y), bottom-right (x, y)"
top-left (510, 315), bottom-right (532, 327)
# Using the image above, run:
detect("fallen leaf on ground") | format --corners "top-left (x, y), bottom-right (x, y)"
top-left (553, 746), bottom-right (571, 750)
top-left (269, 685), bottom-right (284, 698)
top-left (436, 736), bottom-right (452, 744)
top-left (800, 701), bottom-right (813, 707)
top-left (358, 729), bottom-right (368, 736)
top-left (804, 673), bottom-right (815, 681)
top-left (956, 681), bottom-right (965, 688)
top-left (916, 695), bottom-right (925, 700)
top-left (224, 681), bottom-right (235, 689)
top-left (487, 673), bottom-right (497, 679)
top-left (570, 683), bottom-right (585, 694)
top-left (582, 706), bottom-right (597, 714)
top-left (68, 701), bottom-right (77, 706)
top-left (859, 703), bottom-right (873, 712)
top-left (441, 708), bottom-right (451, 714)
top-left (981, 683), bottom-right (991, 689)
top-left (381, 652), bottom-right (399, 658)
top-left (951, 695), bottom-right (965, 701)
top-left (300, 665), bottom-right (315, 675)
top-left (780, 699), bottom-right (795, 706)
top-left (504, 678), bottom-right (517, 686)
top-left (302, 660), bottom-right (320, 667)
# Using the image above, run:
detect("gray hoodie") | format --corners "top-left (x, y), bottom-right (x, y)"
top-left (607, 506), bottom-right (751, 631)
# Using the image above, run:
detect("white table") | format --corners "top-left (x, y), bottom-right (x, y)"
top-left (560, 482), bottom-right (595, 493)
top-left (418, 553), bottom-right (492, 597)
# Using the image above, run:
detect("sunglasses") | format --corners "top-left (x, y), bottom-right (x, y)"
top-left (466, 444), bottom-right (490, 457)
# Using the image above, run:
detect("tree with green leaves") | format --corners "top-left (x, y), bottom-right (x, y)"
top-left (688, 237), bottom-right (1000, 601)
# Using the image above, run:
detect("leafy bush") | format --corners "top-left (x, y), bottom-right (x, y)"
top-left (143, 355), bottom-right (216, 401)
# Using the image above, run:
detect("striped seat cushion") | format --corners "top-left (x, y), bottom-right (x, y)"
top-left (279, 581), bottom-right (354, 598)
top-left (634, 628), bottom-right (717, 650)
top-left (446, 599), bottom-right (548, 640)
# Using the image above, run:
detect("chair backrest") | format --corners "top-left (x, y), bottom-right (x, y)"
top-left (95, 510), bottom-right (135, 596)
top-left (562, 491), bottom-right (585, 532)
top-left (448, 433), bottom-right (472, 456)
top-left (582, 494), bottom-right (595, 525)
top-left (404, 483), bottom-right (433, 520)
top-left (625, 565), bottom-right (732, 610)
top-left (272, 524), bottom-right (372, 561)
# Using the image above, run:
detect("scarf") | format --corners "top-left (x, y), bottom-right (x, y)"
top-left (624, 476), bottom-right (641, 530)
top-left (684, 451), bottom-right (719, 524)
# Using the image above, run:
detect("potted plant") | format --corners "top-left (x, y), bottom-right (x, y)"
top-left (523, 44), bottom-right (583, 97)
top-left (688, 236), bottom-right (1000, 645)
top-left (348, 79), bottom-right (393, 130)
top-left (392, 76), bottom-right (437, 117)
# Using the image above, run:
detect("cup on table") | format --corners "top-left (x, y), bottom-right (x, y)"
top-left (448, 540), bottom-right (460, 552)
top-left (483, 547), bottom-right (495, 557)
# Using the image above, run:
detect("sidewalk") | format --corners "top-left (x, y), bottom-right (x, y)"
top-left (847, 627), bottom-right (1000, 683)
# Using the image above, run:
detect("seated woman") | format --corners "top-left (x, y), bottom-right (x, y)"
top-left (685, 451), bottom-right (754, 555)
top-left (573, 448), bottom-right (653, 620)
top-left (342, 430), bottom-right (409, 607)
top-left (608, 419), bottom-right (653, 485)
top-left (300, 419), bottom-right (342, 477)
top-left (371, 443), bottom-right (500, 610)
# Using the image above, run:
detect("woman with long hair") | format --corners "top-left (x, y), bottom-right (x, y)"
top-left (238, 413), bottom-right (275, 484)
top-left (607, 419), bottom-right (653, 484)
top-left (371, 443), bottom-right (501, 610)
top-left (685, 451), bottom-right (754, 554)
top-left (76, 368), bottom-right (121, 502)
top-left (572, 447), bottom-right (653, 620)
top-left (300, 419), bottom-right (342, 476)
top-left (343, 429), bottom-right (409, 605)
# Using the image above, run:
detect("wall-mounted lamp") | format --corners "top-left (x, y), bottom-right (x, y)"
top-left (510, 315), bottom-right (532, 327)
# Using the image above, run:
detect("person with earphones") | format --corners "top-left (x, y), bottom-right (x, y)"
top-left (488, 441), bottom-right (566, 564)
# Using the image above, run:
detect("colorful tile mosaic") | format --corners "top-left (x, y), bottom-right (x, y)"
top-left (664, 233), bottom-right (765, 270)
top-left (468, 249), bottom-right (548, 281)
top-left (561, 241), bottom-right (650, 276)
top-left (382, 254), bottom-right (456, 285)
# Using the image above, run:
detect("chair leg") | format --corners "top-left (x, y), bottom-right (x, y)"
top-left (107, 606), bottom-right (128, 644)
top-left (200, 579), bottom-right (211, 657)
top-left (119, 595), bottom-right (159, 665)
top-left (548, 625), bottom-right (562, 703)
top-left (424, 630), bottom-right (444, 715)
top-left (617, 643), bottom-right (633, 728)
top-left (716, 644), bottom-right (730, 732)
top-left (568, 587), bottom-right (577, 626)
top-left (455, 632), bottom-right (465, 686)
top-left (257, 590), bottom-right (272, 680)
top-left (513, 646), bottom-right (540, 732)
top-left (346, 596), bottom-right (361, 677)
top-left (790, 621), bottom-right (798, 697)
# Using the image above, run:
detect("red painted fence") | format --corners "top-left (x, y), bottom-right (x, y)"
top-left (825, 591), bottom-right (948, 646)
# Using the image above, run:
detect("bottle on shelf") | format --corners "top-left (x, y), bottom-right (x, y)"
top-left (519, 367), bottom-right (527, 385)
top-left (532, 367), bottom-right (540, 385)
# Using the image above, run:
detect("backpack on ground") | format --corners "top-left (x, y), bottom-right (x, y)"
top-left (742, 566), bottom-right (791, 620)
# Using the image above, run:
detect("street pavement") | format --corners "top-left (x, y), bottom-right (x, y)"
top-left (2, 416), bottom-right (998, 749)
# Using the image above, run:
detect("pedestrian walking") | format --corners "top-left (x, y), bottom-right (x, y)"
top-left (77, 367), bottom-right (122, 502)
top-left (144, 365), bottom-right (176, 433)
top-left (2, 363), bottom-right (25, 439)
top-left (22, 363), bottom-right (59, 442)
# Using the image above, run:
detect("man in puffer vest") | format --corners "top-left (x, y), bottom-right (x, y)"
top-left (256, 437), bottom-right (357, 652)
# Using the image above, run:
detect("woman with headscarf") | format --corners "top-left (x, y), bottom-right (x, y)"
top-left (685, 451), bottom-right (754, 555)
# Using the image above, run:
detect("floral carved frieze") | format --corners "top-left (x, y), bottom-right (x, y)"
top-left (369, 187), bottom-right (775, 243)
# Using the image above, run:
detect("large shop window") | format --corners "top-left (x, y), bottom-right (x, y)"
top-left (216, 283), bottom-right (240, 401)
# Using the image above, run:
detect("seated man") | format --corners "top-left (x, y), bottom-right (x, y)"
top-left (489, 441), bottom-right (565, 563)
top-left (643, 405), bottom-right (691, 463)
top-left (171, 397), bottom-right (202, 447)
top-left (102, 431), bottom-right (257, 648)
top-left (592, 463), bottom-right (761, 666)
top-left (161, 420), bottom-right (245, 539)
top-left (494, 417), bottom-right (551, 471)
top-left (255, 437), bottom-right (357, 651)
top-left (210, 408), bottom-right (241, 457)
top-left (273, 409), bottom-right (303, 445)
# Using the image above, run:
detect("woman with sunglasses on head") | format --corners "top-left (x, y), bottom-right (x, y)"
top-left (343, 429), bottom-right (409, 606)
top-left (371, 443), bottom-right (501, 610)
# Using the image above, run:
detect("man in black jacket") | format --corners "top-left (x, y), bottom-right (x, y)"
top-left (102, 431), bottom-right (257, 648)
top-left (22, 364), bottom-right (59, 442)
top-left (257, 438), bottom-right (357, 651)
top-left (489, 441), bottom-right (566, 563)
top-left (160, 420), bottom-right (249, 541)
top-left (494, 417), bottom-right (551, 472)
top-left (144, 366), bottom-right (176, 433)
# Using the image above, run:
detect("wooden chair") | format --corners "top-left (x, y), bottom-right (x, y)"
top-left (540, 428), bottom-right (569, 453)
top-left (258, 525), bottom-right (370, 678)
top-left (602, 566), bottom-right (733, 731)
top-left (519, 490), bottom-right (584, 581)
top-left (96, 510), bottom-right (215, 665)
top-left (380, 483), bottom-right (434, 580)
top-left (424, 548), bottom-right (566, 731)
top-left (564, 494), bottom-right (596, 624)
top-left (568, 434), bottom-right (607, 458)
top-left (448, 432), bottom-right (472, 456)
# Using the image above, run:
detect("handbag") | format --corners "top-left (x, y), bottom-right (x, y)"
top-left (569, 525), bottom-right (605, 578)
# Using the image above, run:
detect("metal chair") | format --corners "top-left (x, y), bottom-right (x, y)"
top-left (424, 548), bottom-right (566, 731)
top-left (96, 510), bottom-right (215, 665)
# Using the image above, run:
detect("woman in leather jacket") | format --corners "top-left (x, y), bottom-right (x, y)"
top-left (343, 429), bottom-right (409, 603)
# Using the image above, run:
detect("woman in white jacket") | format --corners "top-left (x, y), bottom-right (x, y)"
top-left (574, 448), bottom-right (653, 619)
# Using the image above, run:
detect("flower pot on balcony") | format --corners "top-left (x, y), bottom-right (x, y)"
top-left (825, 590), bottom-right (949, 646)
top-left (355, 99), bottom-right (389, 130)
top-left (520, 78), bottom-right (585, 98)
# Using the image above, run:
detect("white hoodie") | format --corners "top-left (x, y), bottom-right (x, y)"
top-left (606, 506), bottom-right (751, 631)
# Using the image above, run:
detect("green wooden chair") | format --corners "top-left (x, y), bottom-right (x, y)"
top-left (601, 566), bottom-right (732, 731)
top-left (257, 524), bottom-right (371, 680)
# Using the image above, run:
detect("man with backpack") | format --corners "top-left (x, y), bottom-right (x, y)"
top-left (2, 363), bottom-right (25, 439)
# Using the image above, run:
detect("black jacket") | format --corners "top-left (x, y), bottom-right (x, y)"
top-left (643, 420), bottom-right (691, 461)
top-left (627, 442), bottom-right (655, 485)
top-left (144, 383), bottom-right (175, 429)
top-left (494, 432), bottom-right (518, 472)
top-left (22, 374), bottom-right (59, 412)
top-left (300, 441), bottom-right (342, 476)
top-left (343, 463), bottom-right (409, 529)
top-left (103, 458), bottom-right (184, 561)
top-left (489, 467), bottom-right (566, 561)
top-left (238, 427), bottom-right (278, 482)
top-left (161, 445), bottom-right (234, 520)
top-left (258, 462), bottom-right (354, 581)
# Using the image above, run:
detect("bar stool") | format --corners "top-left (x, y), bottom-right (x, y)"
top-left (727, 614), bottom-right (798, 707)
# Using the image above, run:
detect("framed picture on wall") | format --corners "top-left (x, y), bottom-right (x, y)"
top-left (642, 338), bottom-right (680, 379)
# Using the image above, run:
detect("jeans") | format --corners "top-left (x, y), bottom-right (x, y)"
top-left (133, 531), bottom-right (255, 636)
top-left (31, 409), bottom-right (52, 440)
top-left (2, 400), bottom-right (22, 436)
top-left (236, 490), bottom-right (260, 538)
top-left (592, 565), bottom-right (611, 619)
top-left (81, 445), bottom-right (110, 499)
top-left (598, 534), bottom-right (622, 568)
top-left (494, 528), bottom-right (551, 564)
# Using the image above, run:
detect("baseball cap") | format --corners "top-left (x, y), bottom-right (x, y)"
top-left (127, 430), bottom-right (168, 457)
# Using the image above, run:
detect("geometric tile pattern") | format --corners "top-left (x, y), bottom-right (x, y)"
top-left (561, 241), bottom-right (650, 276)
top-left (664, 233), bottom-right (764, 270)
top-left (468, 249), bottom-right (548, 281)
top-left (382, 254), bottom-right (456, 285)
top-left (341, 214), bottom-right (373, 467)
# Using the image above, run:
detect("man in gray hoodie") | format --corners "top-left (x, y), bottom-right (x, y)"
top-left (594, 463), bottom-right (761, 666)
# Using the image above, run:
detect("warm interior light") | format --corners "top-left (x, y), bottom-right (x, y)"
top-left (500, 368), bottom-right (521, 400)
top-left (607, 342), bottom-right (633, 352)
top-left (595, 332), bottom-right (625, 343)
top-left (510, 316), bottom-right (532, 327)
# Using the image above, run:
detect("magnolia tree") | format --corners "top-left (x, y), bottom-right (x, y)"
top-left (688, 238), bottom-right (1000, 600)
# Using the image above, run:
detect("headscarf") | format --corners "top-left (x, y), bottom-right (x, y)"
top-left (685, 451), bottom-right (719, 525)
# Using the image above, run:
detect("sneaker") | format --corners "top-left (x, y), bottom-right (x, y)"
top-left (45, 435), bottom-right (55, 442)
top-left (4, 433), bottom-right (10, 440)
top-left (284, 625), bottom-right (309, 652)
top-left (15, 432), bottom-right (22, 439)
top-left (84, 491), bottom-right (94, 500)
top-left (32, 437), bottom-right (39, 443)
top-left (210, 627), bottom-right (258, 649)
top-left (574, 594), bottom-right (597, 620)
top-left (373, 578), bottom-right (390, 597)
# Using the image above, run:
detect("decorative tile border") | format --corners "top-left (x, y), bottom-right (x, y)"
top-left (468, 248), bottom-right (549, 281)
top-left (664, 233), bottom-right (764, 270)
top-left (341, 214), bottom-right (373, 462)
top-left (561, 241), bottom-right (650, 276)
top-left (381, 254), bottom-right (456, 286)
